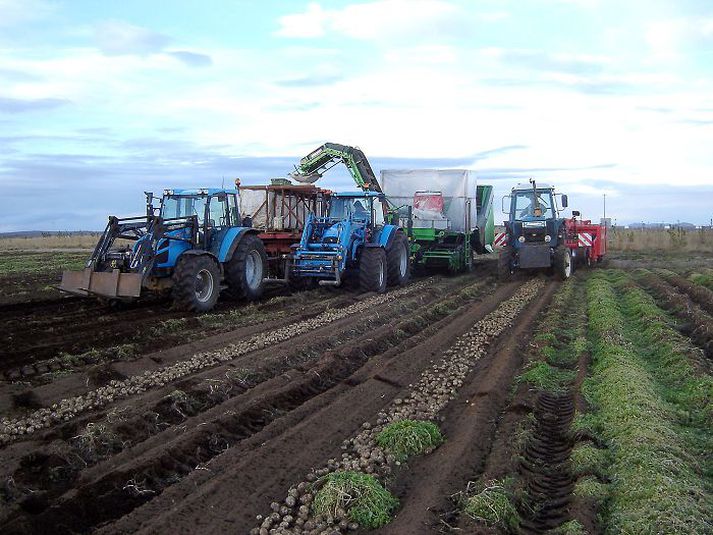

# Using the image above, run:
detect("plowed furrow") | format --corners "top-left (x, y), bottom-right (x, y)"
top-left (518, 392), bottom-right (575, 534)
top-left (2, 276), bottom-right (495, 533)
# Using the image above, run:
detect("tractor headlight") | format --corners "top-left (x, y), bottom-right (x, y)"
top-left (518, 236), bottom-right (526, 243)
top-left (544, 235), bottom-right (552, 243)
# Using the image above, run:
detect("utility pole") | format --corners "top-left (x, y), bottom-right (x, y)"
top-left (603, 193), bottom-right (606, 221)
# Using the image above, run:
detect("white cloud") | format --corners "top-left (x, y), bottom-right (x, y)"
top-left (274, 3), bottom-right (330, 38)
top-left (275, 0), bottom-right (460, 41)
top-left (0, 0), bottom-right (54, 27)
top-left (645, 17), bottom-right (713, 59)
top-left (94, 20), bottom-right (171, 56)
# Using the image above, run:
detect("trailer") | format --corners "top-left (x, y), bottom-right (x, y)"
top-left (238, 183), bottom-right (331, 279)
top-left (564, 214), bottom-right (607, 266)
top-left (380, 169), bottom-right (495, 273)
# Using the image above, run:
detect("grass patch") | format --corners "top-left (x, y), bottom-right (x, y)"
top-left (573, 476), bottom-right (608, 504)
top-left (548, 519), bottom-right (586, 535)
top-left (151, 318), bottom-right (188, 335)
top-left (570, 443), bottom-right (608, 478)
top-left (462, 479), bottom-right (519, 530)
top-left (689, 270), bottom-right (713, 291)
top-left (375, 419), bottom-right (443, 462)
top-left (0, 251), bottom-right (87, 276)
top-left (312, 471), bottom-right (398, 529)
top-left (584, 273), bottom-right (712, 533)
top-left (517, 361), bottom-right (576, 393)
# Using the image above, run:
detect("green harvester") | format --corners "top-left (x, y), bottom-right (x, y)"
top-left (381, 170), bottom-right (495, 273)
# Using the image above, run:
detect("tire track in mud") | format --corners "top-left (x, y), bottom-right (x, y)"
top-left (518, 393), bottom-right (575, 534)
top-left (449, 277), bottom-right (596, 535)
top-left (1, 276), bottom-right (495, 533)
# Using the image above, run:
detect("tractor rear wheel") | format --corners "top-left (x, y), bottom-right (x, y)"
top-left (498, 246), bottom-right (513, 281)
top-left (386, 231), bottom-right (410, 287)
top-left (359, 247), bottom-right (387, 293)
top-left (554, 246), bottom-right (573, 280)
top-left (172, 255), bottom-right (221, 312)
top-left (226, 234), bottom-right (268, 301)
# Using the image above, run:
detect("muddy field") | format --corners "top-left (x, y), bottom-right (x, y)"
top-left (0, 250), bottom-right (711, 534)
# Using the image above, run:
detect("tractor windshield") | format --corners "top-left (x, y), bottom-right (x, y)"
top-left (162, 195), bottom-right (207, 223)
top-left (512, 191), bottom-right (555, 221)
top-left (328, 197), bottom-right (372, 222)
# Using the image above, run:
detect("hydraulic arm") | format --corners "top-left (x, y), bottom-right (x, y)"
top-left (289, 142), bottom-right (382, 192)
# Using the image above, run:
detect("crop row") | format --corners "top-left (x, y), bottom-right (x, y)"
top-left (2, 275), bottom-right (489, 519)
top-left (634, 269), bottom-right (713, 360)
top-left (0, 279), bottom-right (434, 443)
top-left (250, 279), bottom-right (546, 534)
top-left (580, 271), bottom-right (711, 533)
top-left (457, 277), bottom-right (592, 534)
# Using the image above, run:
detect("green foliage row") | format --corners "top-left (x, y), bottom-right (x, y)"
top-left (689, 269), bottom-right (713, 291)
top-left (582, 273), bottom-right (712, 534)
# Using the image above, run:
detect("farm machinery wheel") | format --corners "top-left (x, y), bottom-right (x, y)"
top-left (226, 234), bottom-right (268, 301)
top-left (172, 255), bottom-right (221, 312)
top-left (359, 247), bottom-right (387, 294)
top-left (554, 246), bottom-right (573, 280)
top-left (386, 231), bottom-right (410, 287)
top-left (498, 246), bottom-right (513, 282)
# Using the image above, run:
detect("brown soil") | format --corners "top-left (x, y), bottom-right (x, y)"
top-left (0, 270), bottom-right (502, 533)
top-left (377, 282), bottom-right (559, 534)
top-left (0, 286), bottom-right (347, 380)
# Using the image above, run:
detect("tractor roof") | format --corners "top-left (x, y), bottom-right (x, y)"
top-left (164, 188), bottom-right (239, 196)
top-left (333, 191), bottom-right (383, 198)
top-left (512, 183), bottom-right (554, 191)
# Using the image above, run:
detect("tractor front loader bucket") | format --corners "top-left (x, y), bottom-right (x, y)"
top-left (60, 268), bottom-right (143, 298)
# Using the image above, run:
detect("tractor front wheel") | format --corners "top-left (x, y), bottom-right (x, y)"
top-left (386, 231), bottom-right (410, 287)
top-left (172, 255), bottom-right (221, 312)
top-left (498, 246), bottom-right (513, 281)
top-left (554, 246), bottom-right (573, 280)
top-left (359, 247), bottom-right (387, 293)
top-left (226, 235), bottom-right (268, 301)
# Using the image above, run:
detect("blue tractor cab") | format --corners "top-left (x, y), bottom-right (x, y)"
top-left (290, 191), bottom-right (408, 292)
top-left (60, 187), bottom-right (267, 311)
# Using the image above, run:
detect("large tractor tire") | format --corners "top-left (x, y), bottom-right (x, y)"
top-left (554, 246), bottom-right (573, 280)
top-left (498, 246), bottom-right (513, 281)
top-left (226, 234), bottom-right (268, 301)
top-left (172, 255), bottom-right (221, 312)
top-left (386, 231), bottom-right (410, 287)
top-left (359, 247), bottom-right (387, 293)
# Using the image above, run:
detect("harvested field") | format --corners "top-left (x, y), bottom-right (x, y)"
top-left (0, 250), bottom-right (712, 534)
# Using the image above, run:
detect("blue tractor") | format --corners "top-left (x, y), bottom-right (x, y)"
top-left (60, 187), bottom-right (267, 311)
top-left (498, 179), bottom-right (572, 281)
top-left (288, 143), bottom-right (410, 292)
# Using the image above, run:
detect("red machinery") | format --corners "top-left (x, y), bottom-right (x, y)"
top-left (564, 214), bottom-right (607, 266)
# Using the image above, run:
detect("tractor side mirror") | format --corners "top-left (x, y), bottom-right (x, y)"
top-left (561, 194), bottom-right (568, 208)
top-left (501, 195), bottom-right (511, 214)
top-left (572, 210), bottom-right (581, 217)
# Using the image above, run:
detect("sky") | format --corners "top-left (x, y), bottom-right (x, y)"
top-left (1, 0), bottom-right (713, 231)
